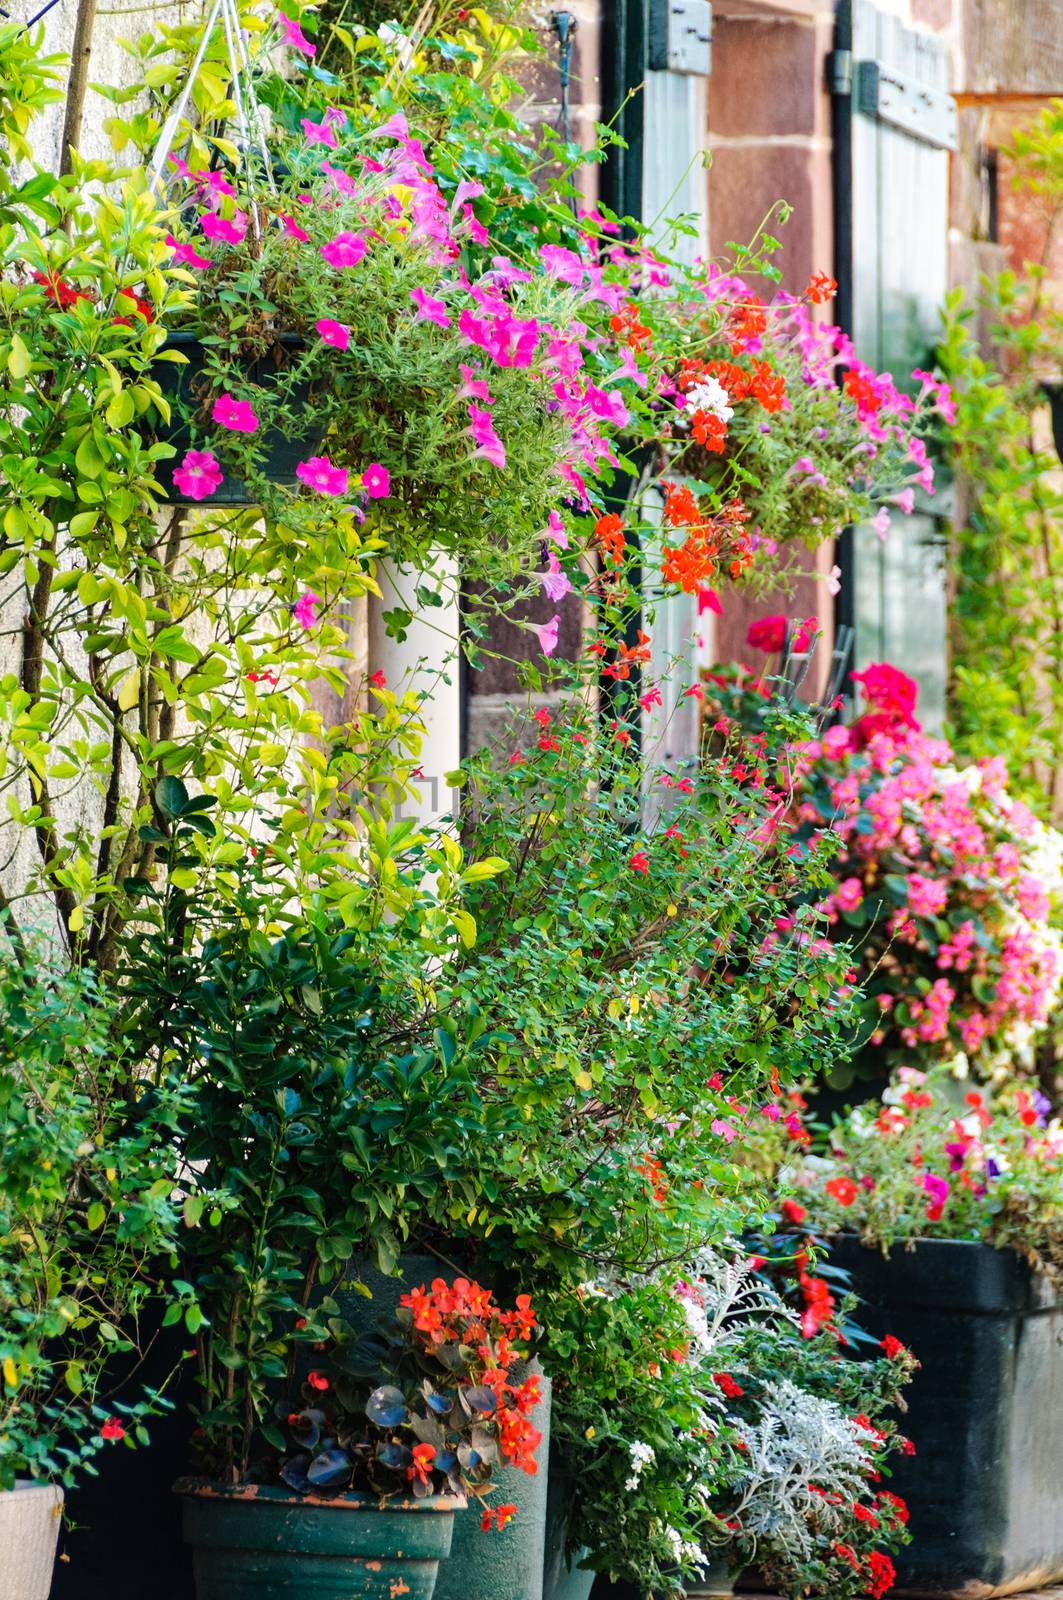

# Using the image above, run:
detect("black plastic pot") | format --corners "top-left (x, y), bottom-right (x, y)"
top-left (830, 1235), bottom-right (1063, 1598)
top-left (150, 330), bottom-right (324, 505)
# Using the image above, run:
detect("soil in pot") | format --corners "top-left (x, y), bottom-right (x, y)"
top-left (150, 331), bottom-right (325, 505)
top-left (0, 1480), bottom-right (64, 1600)
top-left (177, 1478), bottom-right (461, 1600)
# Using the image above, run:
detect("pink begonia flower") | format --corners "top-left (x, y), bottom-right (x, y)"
top-left (166, 233), bottom-right (210, 270)
top-left (173, 449), bottom-right (223, 501)
top-left (872, 506), bottom-right (891, 542)
top-left (539, 551), bottom-right (571, 603)
top-left (544, 510), bottom-right (568, 549)
top-left (536, 615), bottom-right (560, 657)
top-left (698, 586), bottom-right (722, 616)
top-left (316, 318), bottom-right (350, 350)
top-left (296, 455), bottom-right (349, 496)
top-left (301, 116), bottom-right (338, 149)
top-left (835, 876), bottom-right (864, 913)
top-left (361, 463), bottom-right (390, 499)
top-left (212, 393), bottom-right (259, 433)
top-left (279, 213), bottom-right (310, 242)
top-left (321, 232), bottom-right (368, 268)
top-left (293, 591), bottom-right (322, 631)
top-left (410, 286), bottom-right (451, 328)
top-left (710, 1119), bottom-right (738, 1144)
top-left (467, 404), bottom-right (506, 469)
top-left (278, 10), bottom-right (315, 53)
top-left (200, 211), bottom-right (248, 246)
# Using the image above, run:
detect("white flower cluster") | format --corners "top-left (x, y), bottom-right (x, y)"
top-left (663, 1522), bottom-right (705, 1568)
top-left (684, 376), bottom-right (734, 422)
top-left (625, 1438), bottom-right (656, 1491)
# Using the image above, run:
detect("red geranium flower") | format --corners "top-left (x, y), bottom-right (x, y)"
top-left (100, 1417), bottom-right (126, 1441)
top-left (825, 1175), bottom-right (860, 1208)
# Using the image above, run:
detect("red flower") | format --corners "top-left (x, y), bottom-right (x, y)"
top-left (746, 615), bottom-right (786, 653)
top-left (877, 1489), bottom-right (909, 1525)
top-left (369, 670), bottom-right (387, 688)
top-left (594, 511), bottom-right (626, 567)
top-left (825, 1175), bottom-right (859, 1208)
top-left (533, 707), bottom-right (551, 726)
top-left (482, 1501), bottom-right (518, 1531)
top-left (307, 1369), bottom-right (329, 1391)
top-left (865, 1549), bottom-right (896, 1599)
top-left (714, 1372), bottom-right (744, 1399)
top-left (407, 1442), bottom-right (436, 1486)
top-left (628, 850), bottom-right (649, 875)
top-left (781, 1198), bottom-right (806, 1225)
top-left (879, 1335), bottom-right (906, 1361)
top-left (806, 271), bottom-right (838, 304)
top-left (100, 1417), bottom-right (126, 1441)
top-left (852, 1502), bottom-right (879, 1528)
top-left (32, 269), bottom-right (92, 310)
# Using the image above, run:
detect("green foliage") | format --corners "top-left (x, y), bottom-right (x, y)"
top-left (0, 937), bottom-right (185, 1489)
top-left (0, 24), bottom-right (64, 200)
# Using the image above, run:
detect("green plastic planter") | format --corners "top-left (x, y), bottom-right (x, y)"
top-left (177, 1478), bottom-right (462, 1599)
top-left (151, 331), bottom-right (323, 505)
top-left (542, 1467), bottom-right (594, 1600)
top-left (830, 1235), bottom-right (1063, 1597)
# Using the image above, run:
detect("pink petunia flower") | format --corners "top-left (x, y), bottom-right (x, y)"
top-left (544, 510), bottom-right (568, 548)
top-left (539, 551), bottom-right (571, 603)
top-left (410, 286), bottom-right (451, 328)
top-left (212, 393), bottom-right (259, 433)
top-left (200, 211), bottom-right (248, 246)
top-left (293, 590), bottom-right (322, 631)
top-left (279, 213), bottom-right (310, 242)
top-left (536, 615), bottom-right (560, 657)
top-left (301, 116), bottom-right (338, 149)
top-left (278, 10), bottom-right (315, 53)
top-left (172, 449), bottom-right (223, 501)
top-left (316, 318), bottom-right (350, 350)
top-left (320, 232), bottom-right (368, 269)
top-left (166, 233), bottom-right (210, 269)
top-left (467, 404), bottom-right (506, 469)
top-left (361, 463), bottom-right (390, 499)
top-left (296, 455), bottom-right (349, 496)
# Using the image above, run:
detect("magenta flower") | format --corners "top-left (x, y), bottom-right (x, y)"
top-left (301, 116), bottom-right (338, 149)
top-left (457, 364), bottom-right (492, 404)
top-left (316, 318), bottom-right (350, 350)
top-left (278, 10), bottom-right (315, 54)
top-left (361, 463), bottom-right (390, 499)
top-left (544, 510), bottom-right (568, 548)
top-left (320, 232), bottom-right (368, 269)
top-left (410, 286), bottom-right (451, 328)
top-left (539, 551), bottom-right (571, 603)
top-left (212, 393), bottom-right (259, 433)
top-left (172, 449), bottom-right (223, 501)
top-left (200, 211), bottom-right (248, 246)
top-left (467, 404), bottom-right (506, 469)
top-left (296, 455), bottom-right (349, 496)
top-left (166, 233), bottom-right (210, 269)
top-left (710, 1119), bottom-right (738, 1144)
top-left (293, 590), bottom-right (322, 631)
top-left (279, 213), bottom-right (310, 242)
top-left (923, 1172), bottom-right (951, 1209)
top-left (535, 615), bottom-right (560, 657)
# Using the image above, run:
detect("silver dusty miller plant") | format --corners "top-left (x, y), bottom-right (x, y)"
top-left (729, 1379), bottom-right (872, 1561)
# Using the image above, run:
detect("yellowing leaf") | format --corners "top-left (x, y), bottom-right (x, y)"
top-left (3, 1357), bottom-right (17, 1388)
top-left (574, 1069), bottom-right (593, 1091)
top-left (68, 904), bottom-right (85, 933)
top-left (117, 670), bottom-right (140, 712)
top-left (171, 867), bottom-right (198, 891)
top-left (7, 334), bottom-right (31, 379)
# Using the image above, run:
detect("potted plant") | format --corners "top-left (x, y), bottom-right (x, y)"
top-left (0, 939), bottom-right (186, 1600)
top-left (177, 1274), bottom-right (543, 1599)
top-left (763, 1068), bottom-right (1063, 1595)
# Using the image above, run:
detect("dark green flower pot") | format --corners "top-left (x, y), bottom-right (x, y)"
top-left (830, 1235), bottom-right (1063, 1596)
top-left (177, 1478), bottom-right (461, 1599)
top-left (151, 331), bottom-right (323, 505)
top-left (684, 1557), bottom-right (737, 1596)
top-left (542, 1466), bottom-right (594, 1600)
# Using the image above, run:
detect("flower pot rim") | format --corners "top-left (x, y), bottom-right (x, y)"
top-left (159, 328), bottom-right (306, 351)
top-left (830, 1230), bottom-right (1009, 1253)
top-left (173, 1475), bottom-right (465, 1513)
top-left (2, 1479), bottom-right (64, 1501)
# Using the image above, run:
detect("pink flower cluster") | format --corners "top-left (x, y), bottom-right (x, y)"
top-left (799, 666), bottom-right (1063, 1067)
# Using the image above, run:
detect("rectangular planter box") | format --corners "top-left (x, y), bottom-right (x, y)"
top-left (830, 1235), bottom-right (1063, 1598)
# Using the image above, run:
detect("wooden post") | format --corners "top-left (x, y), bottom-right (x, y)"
top-left (59, 0), bottom-right (99, 178)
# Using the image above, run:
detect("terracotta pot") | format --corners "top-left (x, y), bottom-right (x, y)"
top-left (0, 1480), bottom-right (63, 1600)
top-left (177, 1477), bottom-right (461, 1599)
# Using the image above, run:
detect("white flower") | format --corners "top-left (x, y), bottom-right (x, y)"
top-left (625, 1438), bottom-right (656, 1490)
top-left (685, 376), bottom-right (733, 423)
